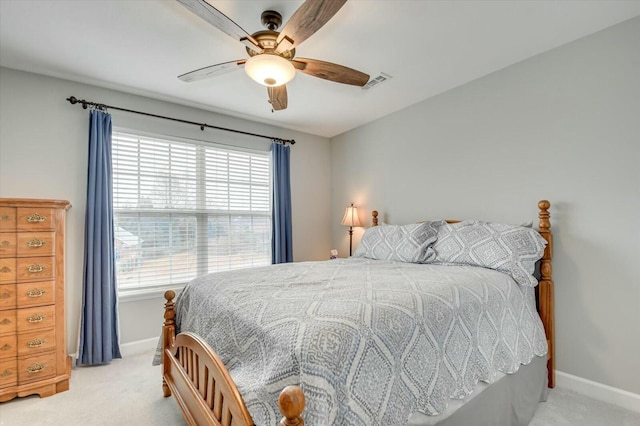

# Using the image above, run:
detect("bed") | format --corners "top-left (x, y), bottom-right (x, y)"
top-left (158, 200), bottom-right (555, 426)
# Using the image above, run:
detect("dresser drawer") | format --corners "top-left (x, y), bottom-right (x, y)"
top-left (0, 234), bottom-right (16, 258)
top-left (17, 329), bottom-right (55, 356)
top-left (0, 335), bottom-right (17, 359)
top-left (18, 351), bottom-right (56, 384)
top-left (16, 281), bottom-right (55, 308)
top-left (0, 310), bottom-right (16, 335)
top-left (0, 285), bottom-right (16, 310)
top-left (0, 259), bottom-right (16, 284)
top-left (16, 232), bottom-right (55, 257)
top-left (16, 306), bottom-right (55, 332)
top-left (0, 358), bottom-right (18, 389)
top-left (17, 208), bottom-right (54, 232)
top-left (16, 257), bottom-right (54, 282)
top-left (0, 208), bottom-right (16, 232)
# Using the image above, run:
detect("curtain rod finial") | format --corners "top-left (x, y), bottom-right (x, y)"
top-left (67, 96), bottom-right (87, 109)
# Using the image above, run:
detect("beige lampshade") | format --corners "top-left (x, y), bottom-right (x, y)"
top-left (341, 203), bottom-right (362, 227)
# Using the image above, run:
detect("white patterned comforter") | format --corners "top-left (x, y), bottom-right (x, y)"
top-left (157, 258), bottom-right (547, 425)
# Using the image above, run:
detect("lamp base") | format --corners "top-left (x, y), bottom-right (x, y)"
top-left (348, 227), bottom-right (353, 257)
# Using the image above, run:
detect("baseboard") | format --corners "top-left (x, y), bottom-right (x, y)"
top-left (556, 370), bottom-right (640, 413)
top-left (68, 338), bottom-right (157, 368)
top-left (120, 337), bottom-right (159, 357)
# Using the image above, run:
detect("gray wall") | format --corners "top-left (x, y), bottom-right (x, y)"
top-left (330, 18), bottom-right (640, 394)
top-left (0, 67), bottom-right (332, 350)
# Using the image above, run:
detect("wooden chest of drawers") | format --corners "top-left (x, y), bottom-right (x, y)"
top-left (0, 198), bottom-right (71, 402)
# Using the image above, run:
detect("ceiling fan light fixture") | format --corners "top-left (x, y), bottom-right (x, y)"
top-left (244, 54), bottom-right (296, 87)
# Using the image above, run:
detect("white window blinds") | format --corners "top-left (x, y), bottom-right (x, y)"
top-left (112, 131), bottom-right (271, 294)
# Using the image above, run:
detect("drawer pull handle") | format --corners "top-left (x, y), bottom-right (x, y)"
top-left (0, 240), bottom-right (9, 247)
top-left (27, 264), bottom-right (45, 273)
top-left (0, 369), bottom-right (11, 377)
top-left (27, 314), bottom-right (45, 323)
top-left (0, 344), bottom-right (11, 351)
top-left (0, 318), bottom-right (11, 325)
top-left (0, 292), bottom-right (11, 299)
top-left (26, 239), bottom-right (45, 248)
top-left (27, 288), bottom-right (46, 298)
top-left (0, 215), bottom-right (10, 222)
top-left (0, 267), bottom-right (10, 273)
top-left (27, 338), bottom-right (46, 348)
top-left (26, 213), bottom-right (46, 223)
top-left (26, 363), bottom-right (46, 374)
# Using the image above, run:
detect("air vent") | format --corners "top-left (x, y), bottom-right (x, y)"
top-left (362, 72), bottom-right (393, 91)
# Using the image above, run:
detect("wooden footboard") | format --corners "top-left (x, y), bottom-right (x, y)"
top-left (162, 290), bottom-right (305, 426)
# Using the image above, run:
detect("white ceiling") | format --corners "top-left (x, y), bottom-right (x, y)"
top-left (1, 1), bottom-right (639, 138)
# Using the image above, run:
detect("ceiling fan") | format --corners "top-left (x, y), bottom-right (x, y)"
top-left (176, 0), bottom-right (370, 111)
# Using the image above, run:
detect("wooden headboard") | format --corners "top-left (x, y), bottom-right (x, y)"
top-left (370, 200), bottom-right (555, 388)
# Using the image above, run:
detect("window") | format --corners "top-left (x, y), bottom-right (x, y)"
top-left (112, 131), bottom-right (271, 296)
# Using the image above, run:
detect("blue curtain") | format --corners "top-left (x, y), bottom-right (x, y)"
top-left (77, 110), bottom-right (122, 366)
top-left (271, 142), bottom-right (293, 263)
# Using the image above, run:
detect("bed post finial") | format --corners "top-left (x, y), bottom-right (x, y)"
top-left (278, 385), bottom-right (305, 426)
top-left (162, 290), bottom-right (177, 397)
top-left (164, 290), bottom-right (176, 326)
top-left (538, 200), bottom-right (550, 230)
top-left (372, 210), bottom-right (379, 227)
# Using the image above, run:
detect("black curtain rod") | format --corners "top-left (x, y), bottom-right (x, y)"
top-left (65, 96), bottom-right (295, 145)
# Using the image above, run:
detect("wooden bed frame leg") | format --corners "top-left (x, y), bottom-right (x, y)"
top-left (162, 377), bottom-right (171, 397)
top-left (278, 385), bottom-right (305, 426)
top-left (162, 290), bottom-right (177, 397)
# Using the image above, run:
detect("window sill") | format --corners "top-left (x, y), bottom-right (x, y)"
top-left (118, 285), bottom-right (185, 303)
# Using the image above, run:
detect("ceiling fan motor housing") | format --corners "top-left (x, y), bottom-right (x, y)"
top-left (246, 11), bottom-right (295, 60)
top-left (246, 30), bottom-right (295, 60)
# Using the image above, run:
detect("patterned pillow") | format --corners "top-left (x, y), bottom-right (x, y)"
top-left (431, 221), bottom-right (547, 287)
top-left (354, 221), bottom-right (443, 263)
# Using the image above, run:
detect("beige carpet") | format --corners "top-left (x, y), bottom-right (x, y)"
top-left (0, 351), bottom-right (186, 426)
top-left (1, 350), bottom-right (638, 426)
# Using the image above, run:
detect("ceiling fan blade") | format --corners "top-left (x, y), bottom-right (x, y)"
top-left (178, 59), bottom-right (246, 82)
top-left (177, 0), bottom-right (263, 54)
top-left (292, 58), bottom-right (369, 86)
top-left (275, 0), bottom-right (347, 53)
top-left (267, 85), bottom-right (288, 111)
